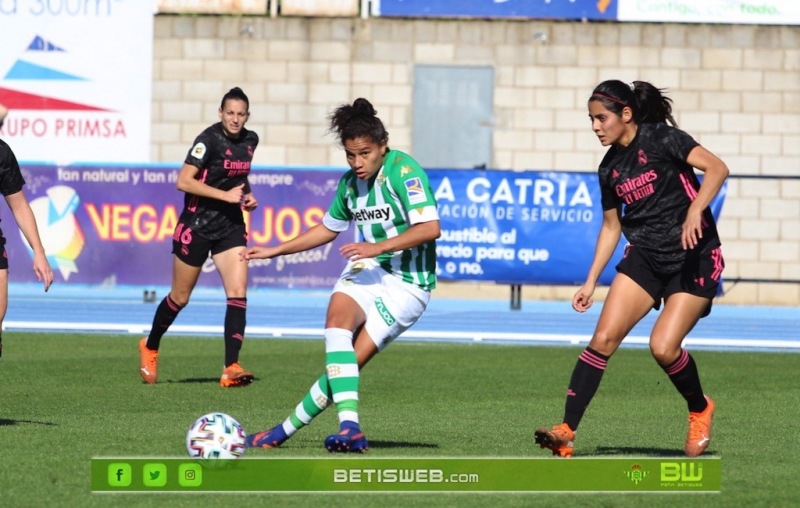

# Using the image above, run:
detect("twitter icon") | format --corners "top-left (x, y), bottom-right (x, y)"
top-left (143, 463), bottom-right (167, 487)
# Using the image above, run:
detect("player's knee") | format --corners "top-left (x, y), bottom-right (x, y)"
top-left (169, 292), bottom-right (191, 307)
top-left (225, 287), bottom-right (247, 299)
top-left (649, 341), bottom-right (679, 365)
top-left (589, 330), bottom-right (622, 355)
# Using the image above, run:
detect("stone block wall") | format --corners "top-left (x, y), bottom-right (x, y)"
top-left (151, 15), bottom-right (800, 305)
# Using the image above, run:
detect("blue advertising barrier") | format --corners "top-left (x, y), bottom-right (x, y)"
top-left (8, 165), bottom-right (725, 290)
top-left (376, 0), bottom-right (617, 20)
top-left (429, 169), bottom-right (727, 285)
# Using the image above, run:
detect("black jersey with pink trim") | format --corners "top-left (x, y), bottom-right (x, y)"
top-left (0, 139), bottom-right (26, 241)
top-left (598, 122), bottom-right (721, 273)
top-left (178, 122), bottom-right (258, 241)
top-left (0, 139), bottom-right (24, 197)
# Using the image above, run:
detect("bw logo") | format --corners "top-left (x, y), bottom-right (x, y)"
top-left (327, 365), bottom-right (342, 378)
top-left (661, 462), bottom-right (703, 482)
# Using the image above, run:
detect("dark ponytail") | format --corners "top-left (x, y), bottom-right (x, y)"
top-left (631, 80), bottom-right (676, 126)
top-left (221, 87), bottom-right (250, 111)
top-left (328, 98), bottom-right (389, 146)
top-left (589, 80), bottom-right (676, 127)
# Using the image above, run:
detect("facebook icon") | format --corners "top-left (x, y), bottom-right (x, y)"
top-left (107, 463), bottom-right (132, 487)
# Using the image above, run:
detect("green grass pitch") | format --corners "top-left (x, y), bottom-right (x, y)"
top-left (0, 333), bottom-right (797, 507)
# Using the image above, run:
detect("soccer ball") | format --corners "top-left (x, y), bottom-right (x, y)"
top-left (186, 412), bottom-right (247, 459)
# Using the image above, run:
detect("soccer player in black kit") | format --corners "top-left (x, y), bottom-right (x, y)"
top-left (0, 103), bottom-right (54, 358)
top-left (139, 87), bottom-right (259, 387)
top-left (534, 80), bottom-right (729, 458)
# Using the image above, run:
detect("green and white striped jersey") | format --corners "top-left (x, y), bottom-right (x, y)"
top-left (322, 150), bottom-right (439, 290)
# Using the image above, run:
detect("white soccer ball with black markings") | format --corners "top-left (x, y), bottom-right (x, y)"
top-left (186, 412), bottom-right (246, 459)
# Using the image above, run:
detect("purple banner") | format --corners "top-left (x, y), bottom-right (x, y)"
top-left (8, 165), bottom-right (350, 289)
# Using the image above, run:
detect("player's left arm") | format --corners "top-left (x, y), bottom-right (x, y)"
top-left (350, 219), bottom-right (441, 257)
top-left (386, 161), bottom-right (441, 252)
top-left (4, 190), bottom-right (53, 291)
top-left (241, 178), bottom-right (256, 211)
top-left (241, 132), bottom-right (258, 211)
top-left (682, 145), bottom-right (730, 250)
top-left (339, 219), bottom-right (440, 261)
top-left (241, 191), bottom-right (258, 212)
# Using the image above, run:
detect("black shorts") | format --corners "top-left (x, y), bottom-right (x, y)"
top-left (172, 223), bottom-right (247, 267)
top-left (0, 236), bottom-right (7, 270)
top-left (616, 244), bottom-right (724, 317)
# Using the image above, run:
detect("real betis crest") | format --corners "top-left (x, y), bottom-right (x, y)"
top-left (625, 464), bottom-right (649, 485)
top-left (375, 164), bottom-right (389, 185)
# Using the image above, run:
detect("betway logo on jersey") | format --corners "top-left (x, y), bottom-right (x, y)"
top-left (615, 169), bottom-right (657, 205)
top-left (352, 206), bottom-right (393, 223)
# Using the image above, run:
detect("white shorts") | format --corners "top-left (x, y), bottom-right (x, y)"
top-left (332, 258), bottom-right (430, 351)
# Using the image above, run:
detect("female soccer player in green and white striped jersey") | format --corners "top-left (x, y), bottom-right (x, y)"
top-left (241, 98), bottom-right (440, 453)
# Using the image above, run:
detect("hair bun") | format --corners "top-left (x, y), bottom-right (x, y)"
top-left (352, 98), bottom-right (376, 116)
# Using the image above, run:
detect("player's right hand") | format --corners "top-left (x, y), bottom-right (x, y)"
top-left (239, 246), bottom-right (279, 261)
top-left (572, 283), bottom-right (596, 313)
top-left (224, 183), bottom-right (246, 204)
top-left (33, 252), bottom-right (54, 292)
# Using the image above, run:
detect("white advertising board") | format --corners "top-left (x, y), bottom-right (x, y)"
top-left (618, 0), bottom-right (800, 25)
top-left (157, 0), bottom-right (267, 15)
top-left (280, 0), bottom-right (359, 16)
top-left (0, 0), bottom-right (155, 163)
